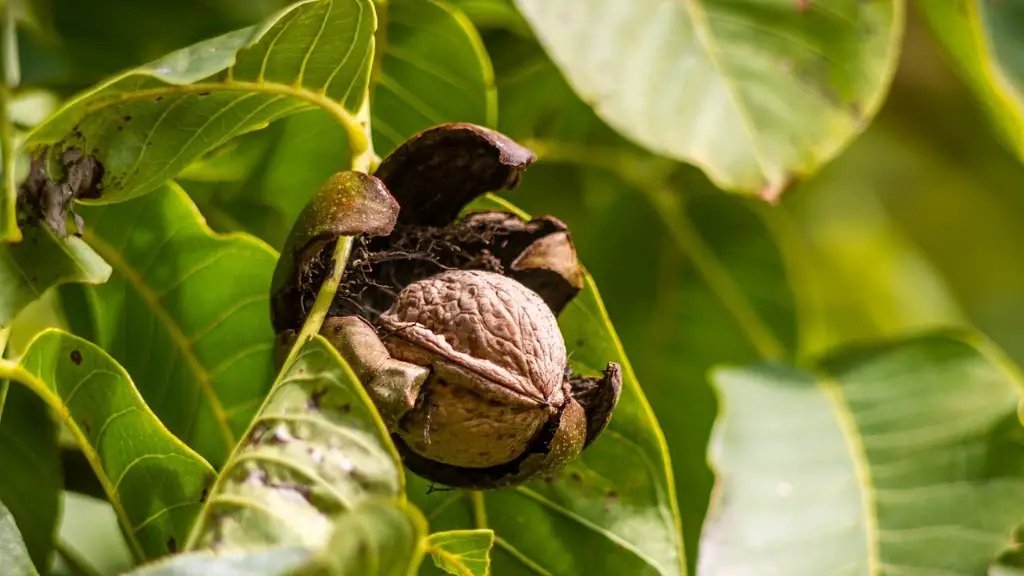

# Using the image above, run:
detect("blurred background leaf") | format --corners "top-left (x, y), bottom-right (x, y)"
top-left (0, 497), bottom-right (40, 576)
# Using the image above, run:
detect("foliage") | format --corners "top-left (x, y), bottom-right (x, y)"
top-left (2, 1), bottom-right (1024, 575)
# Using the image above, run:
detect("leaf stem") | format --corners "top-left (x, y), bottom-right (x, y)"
top-left (470, 491), bottom-right (487, 529)
top-left (0, 0), bottom-right (19, 241)
top-left (55, 539), bottom-right (104, 576)
top-left (0, 327), bottom-right (10, 425)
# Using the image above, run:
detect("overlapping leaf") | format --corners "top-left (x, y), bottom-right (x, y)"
top-left (189, 0), bottom-right (496, 250)
top-left (0, 226), bottom-right (111, 327)
top-left (185, 336), bottom-right (404, 552)
top-left (406, 195), bottom-right (684, 576)
top-left (75, 182), bottom-right (277, 467)
top-left (0, 498), bottom-right (39, 576)
top-left (511, 0), bottom-right (903, 196)
top-left (700, 332), bottom-right (1024, 575)
top-left (0, 329), bottom-right (216, 561)
top-left (916, 2), bottom-right (1024, 166)
top-left (20, 0), bottom-right (375, 205)
top-left (427, 530), bottom-right (494, 576)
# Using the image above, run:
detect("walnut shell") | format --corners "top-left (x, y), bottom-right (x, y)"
top-left (378, 269), bottom-right (568, 468)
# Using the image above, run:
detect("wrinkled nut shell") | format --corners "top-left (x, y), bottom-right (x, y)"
top-left (378, 269), bottom-right (568, 468)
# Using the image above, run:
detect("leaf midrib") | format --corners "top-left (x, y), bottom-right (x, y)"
top-left (83, 231), bottom-right (236, 453)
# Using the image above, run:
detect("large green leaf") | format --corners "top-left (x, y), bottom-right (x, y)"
top-left (426, 530), bottom-right (494, 576)
top-left (20, 0), bottom-right (375, 205)
top-left (700, 332), bottom-right (1024, 575)
top-left (0, 385), bottom-right (59, 571)
top-left (129, 499), bottom-right (426, 576)
top-left (511, 0), bottom-right (903, 196)
top-left (190, 0), bottom-right (496, 250)
top-left (185, 336), bottom-right (403, 552)
top-left (915, 2), bottom-right (1024, 165)
top-left (406, 195), bottom-right (684, 576)
top-left (0, 329), bottom-right (216, 561)
top-left (0, 226), bottom-right (111, 328)
top-left (371, 0), bottom-right (495, 155)
top-left (0, 497), bottom-right (39, 576)
top-left (76, 182), bottom-right (277, 467)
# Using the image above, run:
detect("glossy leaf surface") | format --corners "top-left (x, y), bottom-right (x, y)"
top-left (407, 195), bottom-right (684, 576)
top-left (0, 329), bottom-right (216, 561)
top-left (700, 333), bottom-right (1024, 575)
top-left (427, 529), bottom-right (494, 576)
top-left (77, 182), bottom-right (278, 467)
top-left (512, 0), bottom-right (903, 195)
top-left (21, 0), bottom-right (375, 204)
top-left (185, 336), bottom-right (403, 552)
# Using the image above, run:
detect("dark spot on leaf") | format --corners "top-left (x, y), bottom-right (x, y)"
top-left (606, 490), bottom-right (618, 500)
top-left (199, 486), bottom-right (209, 503)
top-left (155, 96), bottom-right (163, 102)
top-left (166, 537), bottom-right (176, 553)
top-left (308, 387), bottom-right (327, 409)
top-left (70, 350), bottom-right (82, 365)
top-left (123, 115), bottom-right (132, 122)
top-left (338, 403), bottom-right (351, 414)
top-left (117, 125), bottom-right (123, 131)
top-left (82, 422), bottom-right (91, 434)
top-left (569, 471), bottom-right (583, 485)
top-left (198, 91), bottom-right (212, 96)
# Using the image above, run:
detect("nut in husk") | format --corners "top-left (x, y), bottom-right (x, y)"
top-left (271, 123), bottom-right (621, 489)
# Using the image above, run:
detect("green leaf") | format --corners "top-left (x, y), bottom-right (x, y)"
top-left (76, 182), bottom-right (278, 467)
top-left (371, 0), bottom-right (496, 155)
top-left (0, 226), bottom-right (111, 328)
top-left (198, 0), bottom-right (496, 250)
top-left (446, 0), bottom-right (529, 36)
top-left (0, 497), bottom-right (39, 576)
top-left (21, 0), bottom-right (375, 205)
top-left (915, 2), bottom-right (1024, 165)
top-left (427, 530), bottom-right (494, 576)
top-left (406, 195), bottom-right (684, 576)
top-left (700, 332), bottom-right (1024, 575)
top-left (1, 0), bottom-right (20, 243)
top-left (510, 0), bottom-right (903, 195)
top-left (0, 385), bottom-right (59, 571)
top-left (185, 336), bottom-right (403, 552)
top-left (128, 499), bottom-right (427, 576)
top-left (0, 329), bottom-right (216, 562)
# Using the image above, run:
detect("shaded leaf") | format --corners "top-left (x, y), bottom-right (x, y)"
top-left (406, 195), bottom-right (684, 576)
top-left (0, 226), bottom-right (111, 328)
top-left (447, 0), bottom-right (530, 36)
top-left (185, 336), bottom-right (403, 552)
top-left (371, 0), bottom-right (495, 155)
top-left (700, 332), bottom-right (1024, 575)
top-left (21, 0), bottom-right (375, 204)
top-left (76, 182), bottom-right (278, 467)
top-left (511, 0), bottom-right (903, 195)
top-left (427, 529), bottom-right (494, 576)
top-left (0, 329), bottom-right (216, 561)
top-left (0, 497), bottom-right (39, 576)
top-left (198, 0), bottom-right (496, 250)
top-left (0, 385), bottom-right (59, 571)
top-left (916, 2), bottom-right (1024, 164)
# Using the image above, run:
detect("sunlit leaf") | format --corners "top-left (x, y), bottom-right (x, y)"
top-left (447, 0), bottom-right (529, 36)
top-left (21, 0), bottom-right (375, 205)
top-left (511, 0), bottom-right (903, 196)
top-left (76, 182), bottom-right (277, 467)
top-left (0, 226), bottom-right (111, 328)
top-left (916, 2), bottom-right (1024, 164)
top-left (427, 529), bottom-right (494, 576)
top-left (371, 0), bottom-right (495, 155)
top-left (406, 195), bottom-right (685, 576)
top-left (700, 332), bottom-right (1024, 575)
top-left (199, 0), bottom-right (496, 250)
top-left (185, 336), bottom-right (403, 552)
top-left (0, 497), bottom-right (39, 576)
top-left (0, 385), bottom-right (59, 571)
top-left (0, 329), bottom-right (216, 561)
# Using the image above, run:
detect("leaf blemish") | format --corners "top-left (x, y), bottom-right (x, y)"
top-left (70, 350), bottom-right (82, 365)
top-left (166, 537), bottom-right (176, 553)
